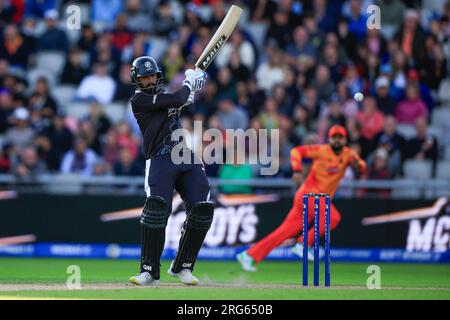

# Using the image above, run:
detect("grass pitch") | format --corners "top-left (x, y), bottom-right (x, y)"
top-left (0, 258), bottom-right (449, 300)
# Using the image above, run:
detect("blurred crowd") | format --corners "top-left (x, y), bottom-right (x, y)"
top-left (0, 0), bottom-right (449, 194)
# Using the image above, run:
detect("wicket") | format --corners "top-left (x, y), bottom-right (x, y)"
top-left (302, 193), bottom-right (331, 287)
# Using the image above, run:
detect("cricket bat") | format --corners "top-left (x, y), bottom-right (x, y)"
top-left (195, 5), bottom-right (243, 71)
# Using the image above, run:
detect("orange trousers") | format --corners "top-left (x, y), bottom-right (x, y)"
top-left (247, 190), bottom-right (341, 263)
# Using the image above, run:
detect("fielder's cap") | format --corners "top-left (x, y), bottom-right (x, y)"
top-left (375, 76), bottom-right (390, 88)
top-left (44, 9), bottom-right (59, 20)
top-left (328, 125), bottom-right (347, 138)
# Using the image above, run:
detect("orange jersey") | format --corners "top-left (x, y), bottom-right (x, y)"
top-left (290, 144), bottom-right (366, 196)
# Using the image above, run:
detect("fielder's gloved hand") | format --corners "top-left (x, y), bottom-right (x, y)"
top-left (183, 69), bottom-right (207, 92)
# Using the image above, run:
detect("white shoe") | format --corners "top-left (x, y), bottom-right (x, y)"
top-left (129, 271), bottom-right (159, 286)
top-left (167, 262), bottom-right (199, 286)
top-left (292, 243), bottom-right (315, 261)
top-left (236, 251), bottom-right (257, 272)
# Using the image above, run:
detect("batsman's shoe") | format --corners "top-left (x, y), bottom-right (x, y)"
top-left (167, 263), bottom-right (199, 286)
top-left (236, 251), bottom-right (257, 272)
top-left (129, 272), bottom-right (159, 286)
top-left (292, 243), bottom-right (314, 261)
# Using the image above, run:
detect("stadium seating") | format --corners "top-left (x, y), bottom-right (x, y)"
top-left (403, 160), bottom-right (433, 179)
top-left (391, 180), bottom-right (422, 199)
top-left (147, 37), bottom-right (169, 62)
top-left (396, 125), bottom-right (416, 139)
top-left (65, 102), bottom-right (90, 119)
top-left (431, 107), bottom-right (450, 129)
top-left (53, 85), bottom-right (77, 110)
top-left (436, 161), bottom-right (450, 179)
top-left (438, 78), bottom-right (450, 104)
top-left (27, 68), bottom-right (57, 91)
top-left (104, 103), bottom-right (126, 124)
top-left (444, 147), bottom-right (450, 161)
top-left (245, 23), bottom-right (268, 51)
top-left (36, 51), bottom-right (66, 78)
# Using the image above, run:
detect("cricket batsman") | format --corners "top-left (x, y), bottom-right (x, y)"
top-left (237, 125), bottom-right (366, 271)
top-left (128, 56), bottom-right (213, 285)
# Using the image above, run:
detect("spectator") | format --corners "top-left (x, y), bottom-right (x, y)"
top-left (124, 0), bottom-right (151, 33)
top-left (422, 35), bottom-right (447, 90)
top-left (61, 48), bottom-right (88, 85)
top-left (364, 148), bottom-right (394, 198)
top-left (347, 117), bottom-right (372, 160)
top-left (406, 69), bottom-right (435, 113)
top-left (113, 148), bottom-right (142, 176)
top-left (76, 63), bottom-right (116, 104)
top-left (92, 0), bottom-right (123, 31)
top-left (78, 120), bottom-right (102, 155)
top-left (0, 144), bottom-right (11, 173)
top-left (60, 138), bottom-right (98, 176)
top-left (288, 25), bottom-right (316, 57)
top-left (265, 9), bottom-right (292, 49)
top-left (110, 14), bottom-right (133, 52)
top-left (28, 76), bottom-right (58, 120)
top-left (115, 122), bottom-right (139, 160)
top-left (342, 62), bottom-right (365, 97)
top-left (374, 0), bottom-right (406, 29)
top-left (245, 78), bottom-right (266, 118)
top-left (82, 100), bottom-right (111, 136)
top-left (216, 98), bottom-right (248, 130)
top-left (394, 9), bottom-right (426, 66)
top-left (77, 25), bottom-right (98, 52)
top-left (37, 9), bottom-right (69, 53)
top-left (153, 1), bottom-right (177, 38)
top-left (114, 63), bottom-right (135, 102)
top-left (216, 29), bottom-right (255, 71)
top-left (161, 43), bottom-right (184, 83)
top-left (0, 89), bottom-right (14, 133)
top-left (344, 0), bottom-right (368, 41)
top-left (374, 76), bottom-right (397, 115)
top-left (256, 48), bottom-right (285, 92)
top-left (24, 0), bottom-right (56, 18)
top-left (13, 146), bottom-right (47, 178)
top-left (356, 96), bottom-right (385, 141)
top-left (102, 129), bottom-right (120, 165)
top-left (216, 67), bottom-right (237, 101)
top-left (373, 116), bottom-right (406, 174)
top-left (336, 81), bottom-right (358, 119)
top-left (4, 107), bottom-right (35, 152)
top-left (312, 64), bottom-right (335, 102)
top-left (292, 106), bottom-right (311, 142)
top-left (395, 83), bottom-right (428, 125)
top-left (218, 161), bottom-right (254, 195)
top-left (196, 81), bottom-right (219, 118)
top-left (0, 24), bottom-right (34, 70)
top-left (259, 97), bottom-right (281, 130)
top-left (38, 113), bottom-right (74, 171)
top-left (404, 117), bottom-right (439, 165)
top-left (325, 94), bottom-right (346, 127)
top-left (228, 50), bottom-right (251, 82)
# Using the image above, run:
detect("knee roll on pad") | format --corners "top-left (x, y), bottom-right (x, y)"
top-left (141, 196), bottom-right (170, 228)
top-left (186, 201), bottom-right (214, 231)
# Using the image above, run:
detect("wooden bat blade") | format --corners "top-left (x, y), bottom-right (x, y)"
top-left (195, 5), bottom-right (243, 71)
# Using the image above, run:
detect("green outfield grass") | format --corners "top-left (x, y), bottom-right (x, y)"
top-left (0, 258), bottom-right (449, 299)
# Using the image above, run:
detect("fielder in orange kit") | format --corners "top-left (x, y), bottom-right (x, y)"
top-left (237, 125), bottom-right (366, 271)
